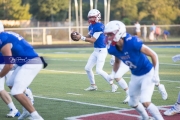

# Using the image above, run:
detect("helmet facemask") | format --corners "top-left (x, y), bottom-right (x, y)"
top-left (105, 31), bottom-right (119, 46)
top-left (87, 9), bottom-right (101, 24)
top-left (104, 20), bottom-right (126, 44)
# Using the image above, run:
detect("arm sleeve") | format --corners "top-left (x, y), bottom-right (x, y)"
top-left (93, 32), bottom-right (103, 39)
top-left (142, 44), bottom-right (159, 74)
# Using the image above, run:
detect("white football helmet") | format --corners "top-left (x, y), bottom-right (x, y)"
top-left (87, 9), bottom-right (101, 24)
top-left (104, 20), bottom-right (126, 42)
top-left (0, 21), bottom-right (4, 32)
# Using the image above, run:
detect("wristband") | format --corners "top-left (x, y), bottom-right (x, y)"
top-left (81, 36), bottom-right (86, 41)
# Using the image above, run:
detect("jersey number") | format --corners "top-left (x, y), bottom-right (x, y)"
top-left (125, 61), bottom-right (137, 69)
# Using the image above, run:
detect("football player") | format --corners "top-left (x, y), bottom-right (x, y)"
top-left (0, 61), bottom-right (21, 117)
top-left (108, 55), bottom-right (130, 103)
top-left (0, 22), bottom-right (44, 120)
top-left (0, 52), bottom-right (34, 118)
top-left (164, 55), bottom-right (180, 116)
top-left (71, 9), bottom-right (115, 91)
top-left (109, 54), bottom-right (168, 101)
top-left (164, 92), bottom-right (180, 116)
top-left (104, 20), bottom-right (164, 120)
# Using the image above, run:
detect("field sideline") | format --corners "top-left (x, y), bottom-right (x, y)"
top-left (0, 46), bottom-right (179, 120)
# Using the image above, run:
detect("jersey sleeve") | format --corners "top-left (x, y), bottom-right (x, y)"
top-left (132, 36), bottom-right (143, 51)
top-left (93, 23), bottom-right (104, 32)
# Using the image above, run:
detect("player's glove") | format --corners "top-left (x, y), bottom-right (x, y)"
top-left (70, 32), bottom-right (80, 41)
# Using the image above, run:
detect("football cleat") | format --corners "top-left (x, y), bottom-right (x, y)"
top-left (164, 103), bottom-right (180, 116)
top-left (7, 109), bottom-right (21, 117)
top-left (158, 84), bottom-right (168, 100)
top-left (18, 107), bottom-right (31, 120)
top-left (28, 116), bottom-right (44, 120)
top-left (84, 85), bottom-right (97, 91)
top-left (111, 84), bottom-right (118, 92)
top-left (123, 95), bottom-right (130, 104)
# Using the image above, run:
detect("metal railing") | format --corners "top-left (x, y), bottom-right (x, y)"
top-left (4, 25), bottom-right (180, 45)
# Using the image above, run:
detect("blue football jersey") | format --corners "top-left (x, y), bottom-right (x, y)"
top-left (88, 22), bottom-right (106, 48)
top-left (108, 33), bottom-right (153, 76)
top-left (0, 31), bottom-right (38, 65)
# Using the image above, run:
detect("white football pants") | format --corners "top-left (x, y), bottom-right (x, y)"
top-left (109, 61), bottom-right (130, 79)
top-left (128, 68), bottom-right (155, 107)
top-left (85, 48), bottom-right (109, 85)
top-left (8, 57), bottom-right (43, 95)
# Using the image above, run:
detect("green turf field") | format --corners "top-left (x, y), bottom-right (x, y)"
top-left (0, 46), bottom-right (179, 120)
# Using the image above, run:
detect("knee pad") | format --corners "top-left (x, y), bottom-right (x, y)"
top-left (128, 97), bottom-right (139, 107)
top-left (85, 66), bottom-right (91, 72)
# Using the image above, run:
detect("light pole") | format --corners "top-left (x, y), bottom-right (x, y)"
top-left (79, 0), bottom-right (83, 35)
top-left (90, 0), bottom-right (93, 10)
top-left (107, 0), bottom-right (111, 23)
top-left (69, 0), bottom-right (72, 43)
top-left (104, 0), bottom-right (107, 24)
top-left (95, 0), bottom-right (98, 9)
top-left (74, 0), bottom-right (79, 32)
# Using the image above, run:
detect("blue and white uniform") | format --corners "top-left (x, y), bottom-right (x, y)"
top-left (0, 31), bottom-right (43, 95)
top-left (108, 33), bottom-right (155, 105)
top-left (88, 22), bottom-right (106, 48)
top-left (0, 32), bottom-right (38, 66)
top-left (85, 22), bottom-right (109, 86)
top-left (108, 33), bottom-right (153, 76)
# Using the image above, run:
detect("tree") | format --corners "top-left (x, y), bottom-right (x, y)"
top-left (110, 0), bottom-right (139, 23)
top-left (0, 0), bottom-right (31, 20)
top-left (27, 0), bottom-right (69, 21)
top-left (139, 0), bottom-right (180, 24)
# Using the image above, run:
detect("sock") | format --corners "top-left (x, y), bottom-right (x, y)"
top-left (147, 103), bottom-right (164, 120)
top-left (31, 111), bottom-right (39, 118)
top-left (117, 78), bottom-right (128, 89)
top-left (134, 102), bottom-right (149, 119)
top-left (177, 92), bottom-right (180, 104)
top-left (126, 89), bottom-right (129, 96)
top-left (7, 102), bottom-right (16, 111)
top-left (108, 74), bottom-right (114, 85)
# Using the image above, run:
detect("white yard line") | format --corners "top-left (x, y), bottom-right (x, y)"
top-left (41, 69), bottom-right (87, 74)
top-left (67, 93), bottom-right (82, 95)
top-left (41, 69), bottom-right (180, 83)
top-left (33, 95), bottom-right (126, 110)
top-left (46, 58), bottom-right (180, 66)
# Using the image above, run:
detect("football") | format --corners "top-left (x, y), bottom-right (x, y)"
top-left (70, 32), bottom-right (80, 41)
